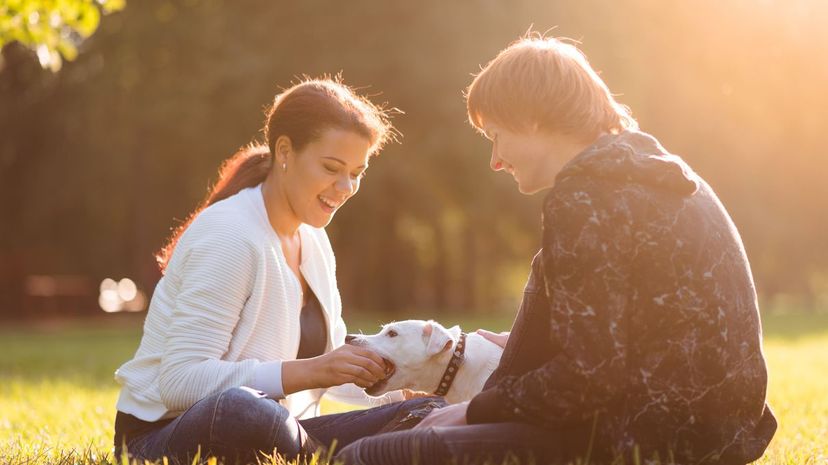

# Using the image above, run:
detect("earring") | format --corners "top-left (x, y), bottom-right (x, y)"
top-left (282, 162), bottom-right (287, 172)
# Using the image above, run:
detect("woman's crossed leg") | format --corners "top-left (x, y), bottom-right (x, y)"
top-left (121, 386), bottom-right (443, 464)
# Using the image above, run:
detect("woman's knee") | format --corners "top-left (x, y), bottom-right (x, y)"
top-left (209, 386), bottom-right (302, 458)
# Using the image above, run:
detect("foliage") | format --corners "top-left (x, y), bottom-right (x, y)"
top-left (0, 0), bottom-right (125, 71)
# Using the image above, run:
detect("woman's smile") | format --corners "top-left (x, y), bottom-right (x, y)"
top-left (318, 194), bottom-right (342, 214)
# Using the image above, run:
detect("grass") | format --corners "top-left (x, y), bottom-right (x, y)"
top-left (0, 311), bottom-right (826, 464)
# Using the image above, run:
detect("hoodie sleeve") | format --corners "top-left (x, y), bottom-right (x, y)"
top-left (467, 181), bottom-right (634, 427)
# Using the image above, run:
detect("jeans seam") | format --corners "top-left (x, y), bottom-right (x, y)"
top-left (265, 401), bottom-right (285, 453)
top-left (207, 389), bottom-right (227, 447)
top-left (158, 418), bottom-right (183, 457)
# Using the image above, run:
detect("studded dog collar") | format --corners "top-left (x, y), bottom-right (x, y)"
top-left (433, 332), bottom-right (467, 396)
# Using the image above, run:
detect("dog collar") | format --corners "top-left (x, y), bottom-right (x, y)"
top-left (433, 332), bottom-right (467, 397)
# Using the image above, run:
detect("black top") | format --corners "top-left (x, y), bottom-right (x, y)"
top-left (296, 290), bottom-right (327, 359)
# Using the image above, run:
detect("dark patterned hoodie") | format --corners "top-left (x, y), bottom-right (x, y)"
top-left (467, 130), bottom-right (776, 464)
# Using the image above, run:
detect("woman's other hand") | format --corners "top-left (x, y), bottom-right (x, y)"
top-left (476, 329), bottom-right (510, 348)
top-left (282, 344), bottom-right (388, 394)
top-left (414, 401), bottom-right (468, 429)
top-left (402, 388), bottom-right (432, 400)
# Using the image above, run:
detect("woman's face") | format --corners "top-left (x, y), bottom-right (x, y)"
top-left (282, 128), bottom-right (372, 228)
top-left (481, 120), bottom-right (570, 195)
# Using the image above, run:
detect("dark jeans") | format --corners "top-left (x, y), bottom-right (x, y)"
top-left (113, 386), bottom-right (443, 465)
top-left (334, 422), bottom-right (596, 465)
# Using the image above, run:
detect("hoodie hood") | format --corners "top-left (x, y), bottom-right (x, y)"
top-left (555, 130), bottom-right (699, 196)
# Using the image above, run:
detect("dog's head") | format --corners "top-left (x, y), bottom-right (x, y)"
top-left (346, 320), bottom-right (461, 396)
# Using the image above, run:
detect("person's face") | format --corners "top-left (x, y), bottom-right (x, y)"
top-left (281, 128), bottom-right (372, 228)
top-left (481, 120), bottom-right (565, 195)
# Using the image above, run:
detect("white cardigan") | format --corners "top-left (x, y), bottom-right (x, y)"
top-left (114, 184), bottom-right (399, 422)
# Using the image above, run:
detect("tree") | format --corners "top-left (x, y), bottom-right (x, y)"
top-left (0, 0), bottom-right (125, 71)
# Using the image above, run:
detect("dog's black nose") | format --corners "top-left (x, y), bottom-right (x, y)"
top-left (345, 334), bottom-right (356, 344)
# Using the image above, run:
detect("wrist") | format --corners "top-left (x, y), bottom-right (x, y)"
top-left (281, 358), bottom-right (317, 394)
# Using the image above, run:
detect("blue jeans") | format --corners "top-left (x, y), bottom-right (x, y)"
top-left (114, 386), bottom-right (443, 465)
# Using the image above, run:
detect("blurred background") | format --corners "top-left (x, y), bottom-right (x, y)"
top-left (2, 0), bottom-right (827, 322)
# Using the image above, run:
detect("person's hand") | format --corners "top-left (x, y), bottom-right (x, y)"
top-left (314, 344), bottom-right (389, 388)
top-left (402, 388), bottom-right (432, 400)
top-left (282, 344), bottom-right (388, 394)
top-left (476, 329), bottom-right (510, 348)
top-left (414, 401), bottom-right (469, 429)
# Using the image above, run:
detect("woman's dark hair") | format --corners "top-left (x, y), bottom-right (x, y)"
top-left (155, 77), bottom-right (397, 272)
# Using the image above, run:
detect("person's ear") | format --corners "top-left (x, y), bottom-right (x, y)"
top-left (273, 135), bottom-right (294, 168)
top-left (423, 321), bottom-right (460, 357)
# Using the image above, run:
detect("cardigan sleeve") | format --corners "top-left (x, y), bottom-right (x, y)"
top-left (157, 213), bottom-right (269, 413)
top-left (467, 183), bottom-right (633, 427)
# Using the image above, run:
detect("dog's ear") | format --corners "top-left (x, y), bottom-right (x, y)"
top-left (424, 321), bottom-right (460, 357)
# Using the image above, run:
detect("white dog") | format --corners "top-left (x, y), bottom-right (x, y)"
top-left (346, 320), bottom-right (504, 404)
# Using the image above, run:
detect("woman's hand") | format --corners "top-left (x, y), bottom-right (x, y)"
top-left (476, 329), bottom-right (510, 348)
top-left (281, 344), bottom-right (388, 394)
top-left (402, 388), bottom-right (432, 400)
top-left (414, 401), bottom-right (469, 429)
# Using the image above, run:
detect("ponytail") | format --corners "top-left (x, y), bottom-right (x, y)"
top-left (155, 144), bottom-right (271, 272)
top-left (206, 144), bottom-right (272, 206)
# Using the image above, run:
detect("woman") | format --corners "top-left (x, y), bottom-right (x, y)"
top-left (112, 78), bottom-right (443, 465)
top-left (335, 35), bottom-right (776, 465)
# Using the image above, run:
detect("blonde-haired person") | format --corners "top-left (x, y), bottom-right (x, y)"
top-left (335, 35), bottom-right (776, 465)
top-left (112, 78), bottom-right (444, 465)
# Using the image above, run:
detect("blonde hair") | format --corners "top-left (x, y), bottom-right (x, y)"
top-left (466, 32), bottom-right (637, 140)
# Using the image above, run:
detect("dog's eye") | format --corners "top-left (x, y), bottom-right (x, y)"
top-left (386, 330), bottom-right (398, 338)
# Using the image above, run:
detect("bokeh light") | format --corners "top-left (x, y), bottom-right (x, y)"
top-left (117, 278), bottom-right (137, 301)
top-left (98, 277), bottom-right (146, 313)
top-left (98, 288), bottom-right (122, 313)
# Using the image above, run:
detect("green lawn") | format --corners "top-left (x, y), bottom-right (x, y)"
top-left (0, 311), bottom-right (825, 464)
